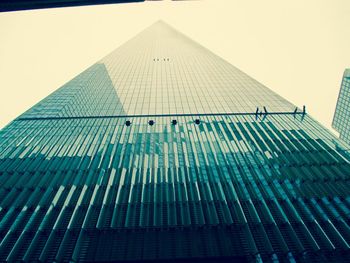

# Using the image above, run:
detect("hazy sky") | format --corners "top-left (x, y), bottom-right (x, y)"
top-left (0, 0), bottom-right (349, 131)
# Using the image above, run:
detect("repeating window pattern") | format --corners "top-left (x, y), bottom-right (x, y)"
top-left (20, 64), bottom-right (126, 119)
top-left (333, 69), bottom-right (350, 145)
top-left (19, 21), bottom-right (296, 120)
top-left (1, 21), bottom-right (350, 262)
top-left (1, 115), bottom-right (350, 262)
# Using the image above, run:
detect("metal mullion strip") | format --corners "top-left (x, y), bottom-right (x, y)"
top-left (136, 119), bottom-right (150, 227)
top-left (289, 115), bottom-right (350, 162)
top-left (114, 119), bottom-right (133, 171)
top-left (72, 119), bottom-right (110, 228)
top-left (205, 116), bottom-right (240, 224)
top-left (305, 116), bottom-right (346, 143)
top-left (0, 167), bottom-right (25, 189)
top-left (5, 203), bottom-right (47, 261)
top-left (54, 132), bottom-right (77, 159)
top-left (191, 117), bottom-right (216, 199)
top-left (35, 121), bottom-right (72, 161)
top-left (214, 116), bottom-right (255, 225)
top-left (220, 115), bottom-right (253, 200)
top-left (211, 117), bottom-right (244, 205)
top-left (63, 119), bottom-right (88, 158)
top-left (110, 118), bottom-right (135, 228)
top-left (305, 199), bottom-right (341, 250)
top-left (318, 140), bottom-right (350, 164)
top-left (292, 128), bottom-right (342, 165)
top-left (3, 122), bottom-right (47, 167)
top-left (124, 158), bottom-right (140, 227)
top-left (333, 197), bottom-right (350, 221)
top-left (176, 127), bottom-right (199, 205)
top-left (202, 116), bottom-right (231, 203)
top-left (251, 120), bottom-right (293, 168)
top-left (186, 118), bottom-right (218, 224)
top-left (182, 119), bottom-right (202, 185)
top-left (84, 119), bottom-right (109, 172)
top-left (274, 114), bottom-right (305, 136)
top-left (247, 121), bottom-right (276, 154)
top-left (260, 120), bottom-right (306, 168)
top-left (284, 130), bottom-right (324, 166)
top-left (170, 123), bottom-right (181, 225)
top-left (81, 169), bottom-right (108, 229)
top-left (39, 194), bottom-right (76, 260)
top-left (282, 128), bottom-right (312, 152)
top-left (85, 119), bottom-right (107, 167)
top-left (178, 117), bottom-right (191, 171)
top-left (228, 120), bottom-right (276, 201)
top-left (269, 115), bottom-right (306, 151)
top-left (139, 146), bottom-right (150, 226)
top-left (147, 120), bottom-right (160, 227)
top-left (85, 120), bottom-right (109, 173)
top-left (84, 119), bottom-right (103, 158)
top-left (57, 120), bottom-right (91, 161)
top-left (227, 120), bottom-right (266, 162)
top-left (180, 117), bottom-right (199, 182)
top-left (271, 118), bottom-right (328, 164)
top-left (40, 121), bottom-right (82, 173)
top-left (229, 116), bottom-right (273, 198)
top-left (54, 124), bottom-right (88, 171)
top-left (106, 119), bottom-right (123, 170)
top-left (187, 119), bottom-right (211, 207)
top-left (177, 117), bottom-right (199, 225)
top-left (239, 117), bottom-right (277, 169)
top-left (260, 119), bottom-right (297, 153)
top-left (217, 116), bottom-right (253, 168)
top-left (107, 124), bottom-right (129, 226)
top-left (228, 116), bottom-right (283, 228)
top-left (184, 121), bottom-right (208, 210)
top-left (95, 118), bottom-right (115, 171)
top-left (213, 117), bottom-right (259, 252)
top-left (177, 118), bottom-right (196, 225)
top-left (66, 184), bottom-right (89, 230)
top-left (0, 187), bottom-right (32, 235)
top-left (38, 120), bottom-right (81, 173)
top-left (123, 119), bottom-right (142, 227)
top-left (201, 116), bottom-right (221, 168)
top-left (28, 120), bottom-right (63, 157)
top-left (12, 120), bottom-right (54, 159)
top-left (0, 122), bottom-right (28, 154)
top-left (0, 120), bottom-right (38, 157)
top-left (233, 117), bottom-right (270, 158)
top-left (73, 119), bottom-right (96, 158)
top-left (52, 185), bottom-right (77, 230)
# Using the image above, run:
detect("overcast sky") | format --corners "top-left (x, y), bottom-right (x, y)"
top-left (0, 0), bottom-right (349, 131)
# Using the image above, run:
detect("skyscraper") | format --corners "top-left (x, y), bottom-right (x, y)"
top-left (333, 68), bottom-right (350, 145)
top-left (1, 21), bottom-right (350, 262)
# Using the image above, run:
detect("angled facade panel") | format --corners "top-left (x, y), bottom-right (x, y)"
top-left (333, 69), bottom-right (350, 145)
top-left (1, 21), bottom-right (350, 262)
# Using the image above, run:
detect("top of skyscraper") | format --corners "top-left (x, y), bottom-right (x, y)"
top-left (20, 21), bottom-right (296, 119)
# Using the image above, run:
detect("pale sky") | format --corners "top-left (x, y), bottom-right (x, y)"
top-left (0, 0), bottom-right (349, 131)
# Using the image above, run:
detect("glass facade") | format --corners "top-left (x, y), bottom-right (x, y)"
top-left (333, 69), bottom-right (350, 145)
top-left (1, 21), bottom-right (350, 262)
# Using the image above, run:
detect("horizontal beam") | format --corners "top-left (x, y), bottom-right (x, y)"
top-left (16, 110), bottom-right (307, 121)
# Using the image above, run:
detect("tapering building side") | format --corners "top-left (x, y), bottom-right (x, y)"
top-left (1, 21), bottom-right (350, 262)
top-left (333, 69), bottom-right (350, 145)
